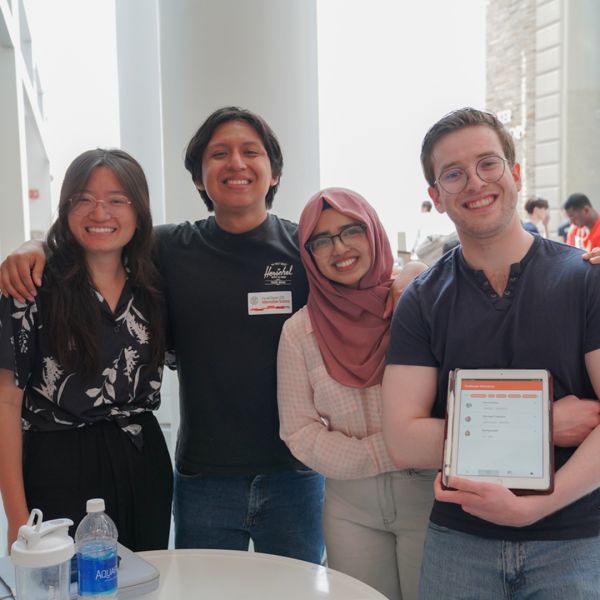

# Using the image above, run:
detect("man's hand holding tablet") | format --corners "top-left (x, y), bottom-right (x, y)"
top-left (442, 369), bottom-right (553, 493)
top-left (433, 472), bottom-right (557, 528)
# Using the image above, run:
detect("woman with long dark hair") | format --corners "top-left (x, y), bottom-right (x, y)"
top-left (0, 149), bottom-right (172, 551)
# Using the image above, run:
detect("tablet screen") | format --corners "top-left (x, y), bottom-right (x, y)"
top-left (455, 379), bottom-right (544, 478)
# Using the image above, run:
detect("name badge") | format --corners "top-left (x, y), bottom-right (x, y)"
top-left (248, 291), bottom-right (292, 315)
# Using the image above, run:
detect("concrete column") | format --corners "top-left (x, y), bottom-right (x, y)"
top-left (115, 0), bottom-right (166, 225)
top-left (533, 0), bottom-right (563, 217)
top-left (564, 0), bottom-right (600, 203)
top-left (0, 0), bottom-right (29, 258)
top-left (533, 0), bottom-right (600, 212)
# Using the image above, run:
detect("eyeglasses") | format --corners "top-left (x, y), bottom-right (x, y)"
top-left (435, 155), bottom-right (508, 194)
top-left (69, 193), bottom-right (132, 215)
top-left (305, 223), bottom-right (367, 257)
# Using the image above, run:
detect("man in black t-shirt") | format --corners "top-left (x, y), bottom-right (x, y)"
top-left (161, 107), bottom-right (324, 562)
top-left (383, 108), bottom-right (600, 598)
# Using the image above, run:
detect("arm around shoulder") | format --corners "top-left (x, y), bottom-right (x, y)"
top-left (384, 261), bottom-right (428, 319)
top-left (0, 240), bottom-right (46, 303)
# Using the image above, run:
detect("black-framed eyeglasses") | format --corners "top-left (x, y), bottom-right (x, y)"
top-left (305, 223), bottom-right (367, 257)
top-left (434, 155), bottom-right (508, 194)
top-left (69, 193), bottom-right (133, 216)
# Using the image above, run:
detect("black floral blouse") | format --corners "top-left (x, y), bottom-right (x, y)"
top-left (0, 280), bottom-right (163, 447)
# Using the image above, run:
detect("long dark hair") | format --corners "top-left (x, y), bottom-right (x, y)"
top-left (44, 149), bottom-right (165, 378)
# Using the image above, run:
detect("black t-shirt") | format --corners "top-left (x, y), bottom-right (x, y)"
top-left (154, 214), bottom-right (308, 475)
top-left (387, 236), bottom-right (600, 540)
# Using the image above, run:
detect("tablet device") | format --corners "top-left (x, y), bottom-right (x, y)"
top-left (442, 368), bottom-right (553, 494)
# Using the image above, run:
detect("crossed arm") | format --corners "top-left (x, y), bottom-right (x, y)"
top-left (277, 325), bottom-right (399, 479)
top-left (0, 240), bottom-right (46, 303)
top-left (381, 354), bottom-right (600, 528)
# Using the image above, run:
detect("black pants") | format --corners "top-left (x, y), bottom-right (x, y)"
top-left (23, 412), bottom-right (173, 551)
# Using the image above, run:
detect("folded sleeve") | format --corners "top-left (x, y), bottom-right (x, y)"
top-left (0, 294), bottom-right (37, 388)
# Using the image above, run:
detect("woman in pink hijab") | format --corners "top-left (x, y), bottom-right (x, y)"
top-left (277, 188), bottom-right (434, 600)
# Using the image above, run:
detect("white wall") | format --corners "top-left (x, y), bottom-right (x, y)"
top-left (25, 0), bottom-right (120, 220)
top-left (115, 0), bottom-right (165, 225)
top-left (565, 0), bottom-right (600, 204)
top-left (0, 0), bottom-right (31, 259)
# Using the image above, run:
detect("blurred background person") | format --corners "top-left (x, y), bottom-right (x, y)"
top-left (564, 192), bottom-right (600, 250)
top-left (522, 196), bottom-right (549, 237)
top-left (411, 199), bottom-right (457, 266)
top-left (557, 208), bottom-right (572, 242)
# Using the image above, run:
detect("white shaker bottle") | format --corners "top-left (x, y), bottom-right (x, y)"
top-left (11, 508), bottom-right (74, 600)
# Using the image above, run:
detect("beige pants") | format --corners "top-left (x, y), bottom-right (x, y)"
top-left (324, 470), bottom-right (435, 600)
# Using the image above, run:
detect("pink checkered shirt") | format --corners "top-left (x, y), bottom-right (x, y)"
top-left (277, 307), bottom-right (397, 480)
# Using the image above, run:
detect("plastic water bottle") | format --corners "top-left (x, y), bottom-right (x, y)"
top-left (75, 499), bottom-right (118, 599)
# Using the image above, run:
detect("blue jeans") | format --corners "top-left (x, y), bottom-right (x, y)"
top-left (419, 522), bottom-right (600, 599)
top-left (173, 467), bottom-right (325, 564)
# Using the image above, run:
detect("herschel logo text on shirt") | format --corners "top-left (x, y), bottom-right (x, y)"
top-left (264, 263), bottom-right (293, 286)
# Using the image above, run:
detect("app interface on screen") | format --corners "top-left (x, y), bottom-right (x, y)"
top-left (456, 379), bottom-right (544, 478)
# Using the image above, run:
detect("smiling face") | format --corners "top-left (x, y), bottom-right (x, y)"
top-left (67, 166), bottom-right (137, 260)
top-left (309, 209), bottom-right (372, 288)
top-left (198, 120), bottom-right (279, 224)
top-left (427, 125), bottom-right (522, 241)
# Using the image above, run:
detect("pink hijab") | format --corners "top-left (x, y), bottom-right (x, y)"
top-left (299, 188), bottom-right (394, 389)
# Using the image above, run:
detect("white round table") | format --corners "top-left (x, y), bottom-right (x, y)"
top-left (136, 549), bottom-right (388, 599)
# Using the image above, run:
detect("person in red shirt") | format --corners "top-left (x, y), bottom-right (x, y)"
top-left (564, 193), bottom-right (600, 250)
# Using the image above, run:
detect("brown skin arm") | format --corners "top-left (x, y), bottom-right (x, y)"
top-left (0, 240), bottom-right (46, 303)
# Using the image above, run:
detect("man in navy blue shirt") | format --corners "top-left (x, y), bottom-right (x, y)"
top-left (383, 107), bottom-right (600, 599)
